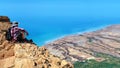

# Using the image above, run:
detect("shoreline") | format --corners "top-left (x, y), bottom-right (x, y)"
top-left (38, 24), bottom-right (110, 46)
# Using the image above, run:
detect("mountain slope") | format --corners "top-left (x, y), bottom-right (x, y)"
top-left (45, 24), bottom-right (120, 62)
top-left (0, 16), bottom-right (73, 68)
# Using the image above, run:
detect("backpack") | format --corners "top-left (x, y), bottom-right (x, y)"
top-left (5, 27), bottom-right (12, 41)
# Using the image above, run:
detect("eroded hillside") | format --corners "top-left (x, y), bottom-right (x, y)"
top-left (45, 24), bottom-right (120, 62)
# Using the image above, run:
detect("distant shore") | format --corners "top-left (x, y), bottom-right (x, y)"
top-left (37, 24), bottom-right (110, 46)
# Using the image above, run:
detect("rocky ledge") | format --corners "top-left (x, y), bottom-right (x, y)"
top-left (0, 16), bottom-right (73, 68)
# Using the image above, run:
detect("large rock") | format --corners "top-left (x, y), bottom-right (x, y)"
top-left (0, 56), bottom-right (15, 68)
top-left (0, 16), bottom-right (10, 22)
top-left (14, 58), bottom-right (34, 68)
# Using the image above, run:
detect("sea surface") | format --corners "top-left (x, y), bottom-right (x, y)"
top-left (9, 16), bottom-right (120, 46)
top-left (1, 0), bottom-right (120, 46)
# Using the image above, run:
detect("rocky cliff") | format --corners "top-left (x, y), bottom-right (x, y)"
top-left (45, 24), bottom-right (120, 62)
top-left (0, 16), bottom-right (73, 68)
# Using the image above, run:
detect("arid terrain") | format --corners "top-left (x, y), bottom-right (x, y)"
top-left (45, 24), bottom-right (120, 62)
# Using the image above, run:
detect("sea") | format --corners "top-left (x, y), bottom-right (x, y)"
top-left (1, 0), bottom-right (120, 46)
top-left (9, 16), bottom-right (120, 46)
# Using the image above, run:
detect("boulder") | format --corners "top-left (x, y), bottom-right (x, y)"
top-left (0, 16), bottom-right (10, 22)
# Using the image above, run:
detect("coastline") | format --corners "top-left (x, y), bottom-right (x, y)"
top-left (37, 24), bottom-right (110, 46)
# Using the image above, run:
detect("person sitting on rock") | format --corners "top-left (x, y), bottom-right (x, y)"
top-left (11, 21), bottom-right (29, 42)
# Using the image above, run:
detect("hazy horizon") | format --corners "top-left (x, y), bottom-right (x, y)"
top-left (1, 0), bottom-right (120, 45)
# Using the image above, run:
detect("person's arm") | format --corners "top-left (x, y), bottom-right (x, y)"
top-left (17, 27), bottom-right (29, 35)
top-left (24, 30), bottom-right (29, 35)
top-left (11, 28), bottom-right (14, 37)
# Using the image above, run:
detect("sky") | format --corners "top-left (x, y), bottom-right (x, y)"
top-left (0, 0), bottom-right (120, 18)
top-left (0, 0), bottom-right (120, 45)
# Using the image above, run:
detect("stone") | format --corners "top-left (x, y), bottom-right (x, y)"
top-left (14, 58), bottom-right (34, 68)
top-left (0, 56), bottom-right (15, 68)
top-left (0, 16), bottom-right (10, 22)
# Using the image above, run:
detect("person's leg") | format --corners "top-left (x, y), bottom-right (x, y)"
top-left (21, 31), bottom-right (25, 39)
top-left (11, 34), bottom-right (17, 43)
top-left (17, 31), bottom-right (24, 43)
top-left (21, 31), bottom-right (27, 42)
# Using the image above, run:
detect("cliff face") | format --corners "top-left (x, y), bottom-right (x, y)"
top-left (45, 24), bottom-right (120, 62)
top-left (0, 16), bottom-right (73, 68)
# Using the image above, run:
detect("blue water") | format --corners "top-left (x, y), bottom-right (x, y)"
top-left (9, 16), bottom-right (120, 46)
top-left (1, 0), bottom-right (120, 46)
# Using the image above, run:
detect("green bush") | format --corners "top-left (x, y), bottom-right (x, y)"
top-left (74, 60), bottom-right (120, 68)
top-left (74, 53), bottom-right (120, 68)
